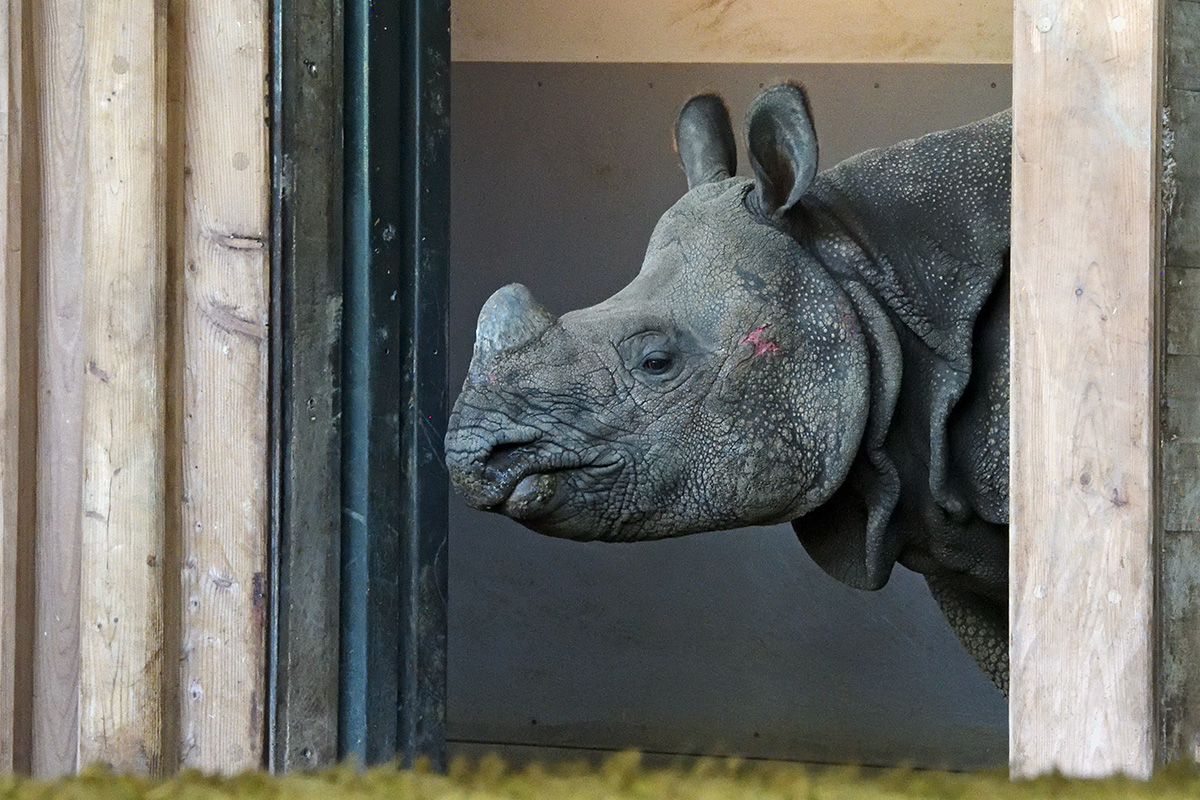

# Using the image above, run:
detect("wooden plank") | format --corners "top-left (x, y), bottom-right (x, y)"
top-left (78, 0), bottom-right (170, 774)
top-left (28, 0), bottom-right (86, 778)
top-left (0, 0), bottom-right (19, 772)
top-left (451, 0), bottom-right (1013, 63)
top-left (1010, 0), bottom-right (1163, 780)
top-left (175, 0), bottom-right (270, 773)
top-left (269, 0), bottom-right (343, 772)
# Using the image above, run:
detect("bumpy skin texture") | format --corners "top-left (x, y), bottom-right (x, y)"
top-left (445, 85), bottom-right (1012, 693)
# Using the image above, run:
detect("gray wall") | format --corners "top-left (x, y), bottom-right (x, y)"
top-left (448, 63), bottom-right (1011, 769)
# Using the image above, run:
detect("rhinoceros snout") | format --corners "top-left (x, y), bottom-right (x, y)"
top-left (444, 423), bottom-right (559, 520)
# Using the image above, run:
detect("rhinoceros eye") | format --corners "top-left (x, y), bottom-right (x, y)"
top-left (620, 330), bottom-right (687, 382)
top-left (640, 354), bottom-right (674, 375)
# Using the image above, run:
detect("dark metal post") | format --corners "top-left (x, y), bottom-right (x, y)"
top-left (269, 0), bottom-right (345, 773)
top-left (396, 0), bottom-right (451, 768)
top-left (342, 0), bottom-right (450, 768)
top-left (341, 0), bottom-right (400, 760)
top-left (1159, 0), bottom-right (1200, 764)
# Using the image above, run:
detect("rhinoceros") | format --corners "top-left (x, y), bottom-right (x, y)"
top-left (445, 83), bottom-right (1011, 693)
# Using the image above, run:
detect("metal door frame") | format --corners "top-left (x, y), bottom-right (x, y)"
top-left (269, 0), bottom-right (450, 771)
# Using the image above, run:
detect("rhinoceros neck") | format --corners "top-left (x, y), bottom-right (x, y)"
top-left (787, 210), bottom-right (1000, 590)
top-left (785, 114), bottom-right (1012, 587)
top-left (807, 192), bottom-right (1002, 514)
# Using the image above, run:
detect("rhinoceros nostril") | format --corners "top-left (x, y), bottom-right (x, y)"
top-left (482, 440), bottom-right (536, 485)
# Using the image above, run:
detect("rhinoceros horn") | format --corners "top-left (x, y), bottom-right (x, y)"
top-left (470, 283), bottom-right (556, 371)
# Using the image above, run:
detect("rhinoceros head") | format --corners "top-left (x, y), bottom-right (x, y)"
top-left (445, 85), bottom-right (872, 542)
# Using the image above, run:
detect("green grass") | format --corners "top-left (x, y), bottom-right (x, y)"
top-left (4, 752), bottom-right (1200, 799)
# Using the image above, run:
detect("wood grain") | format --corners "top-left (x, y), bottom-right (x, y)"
top-left (175, 0), bottom-right (269, 772)
top-left (451, 0), bottom-right (1013, 63)
top-left (78, 0), bottom-right (170, 774)
top-left (0, 0), bottom-right (20, 772)
top-left (27, 0), bottom-right (86, 778)
top-left (1010, 0), bottom-right (1162, 779)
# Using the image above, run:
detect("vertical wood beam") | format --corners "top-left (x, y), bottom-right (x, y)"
top-left (79, 0), bottom-right (170, 774)
top-left (176, 0), bottom-right (270, 773)
top-left (28, 0), bottom-right (86, 778)
top-left (1010, 0), bottom-right (1163, 780)
top-left (27, 0), bottom-right (85, 777)
top-left (0, 0), bottom-right (20, 771)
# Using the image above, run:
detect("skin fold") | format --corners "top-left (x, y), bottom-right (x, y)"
top-left (445, 84), bottom-right (1012, 694)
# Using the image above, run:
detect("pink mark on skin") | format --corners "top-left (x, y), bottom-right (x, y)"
top-left (740, 324), bottom-right (781, 356)
top-left (840, 311), bottom-right (859, 335)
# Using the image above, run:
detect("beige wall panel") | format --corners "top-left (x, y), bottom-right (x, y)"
top-left (452, 0), bottom-right (1013, 63)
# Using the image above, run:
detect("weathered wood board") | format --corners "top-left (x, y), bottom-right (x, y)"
top-left (78, 0), bottom-right (170, 774)
top-left (0, 0), bottom-right (20, 772)
top-left (175, 0), bottom-right (270, 772)
top-left (3, 0), bottom-right (273, 777)
top-left (28, 0), bottom-right (86, 778)
top-left (1010, 0), bottom-right (1162, 780)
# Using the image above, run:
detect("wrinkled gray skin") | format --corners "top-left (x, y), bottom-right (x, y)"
top-left (446, 84), bottom-right (1011, 694)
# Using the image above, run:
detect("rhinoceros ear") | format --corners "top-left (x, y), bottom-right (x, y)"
top-left (745, 83), bottom-right (818, 218)
top-left (674, 94), bottom-right (737, 190)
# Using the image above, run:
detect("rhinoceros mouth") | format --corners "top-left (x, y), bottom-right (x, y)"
top-left (474, 442), bottom-right (556, 514)
top-left (500, 472), bottom-right (561, 520)
top-left (471, 443), bottom-right (622, 523)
